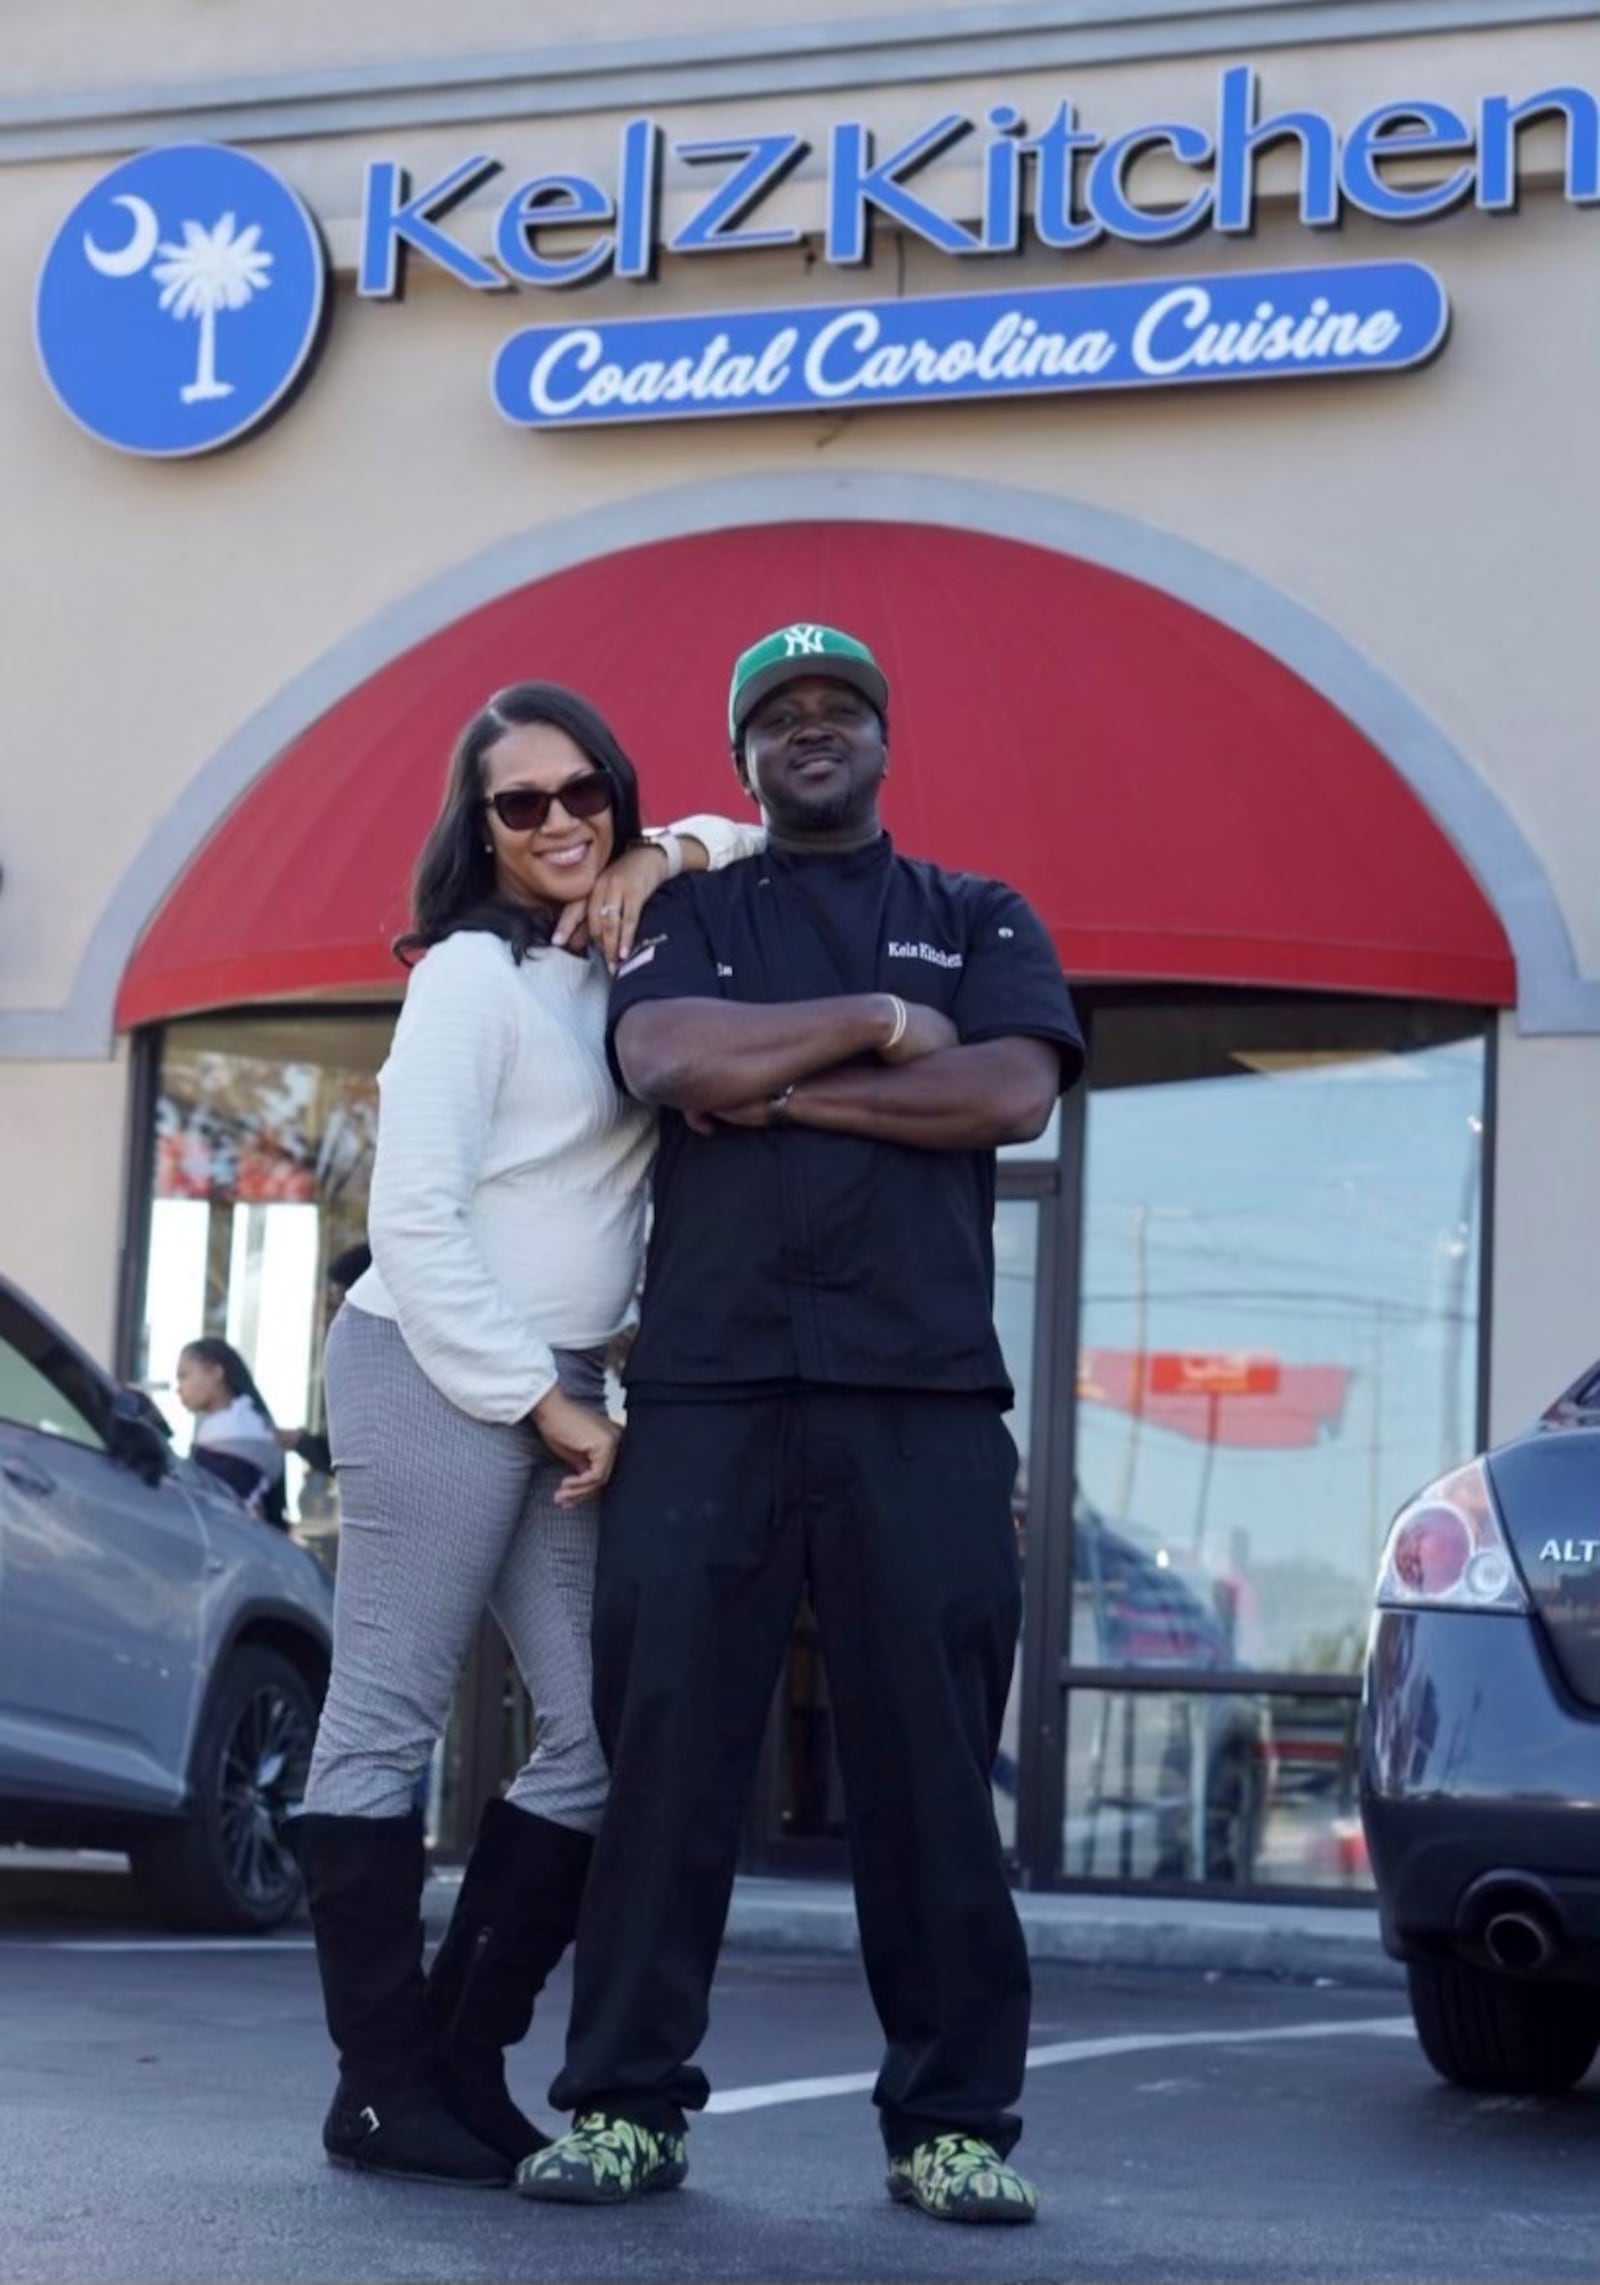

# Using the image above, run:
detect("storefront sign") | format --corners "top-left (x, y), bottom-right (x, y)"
top-left (1078, 1348), bottom-right (1349, 1447)
top-left (365, 71), bottom-right (1599, 293)
top-left (1146, 1353), bottom-right (1283, 1399)
top-left (34, 142), bottom-right (325, 457)
top-left (31, 70), bottom-right (1596, 453)
top-left (492, 261), bottom-right (1444, 428)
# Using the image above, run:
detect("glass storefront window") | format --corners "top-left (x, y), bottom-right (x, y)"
top-left (129, 1007), bottom-right (516, 1843)
top-left (1063, 1687), bottom-right (1365, 1890)
top-left (127, 989), bottom-right (1488, 1893)
top-left (135, 1010), bottom-right (393, 1544)
top-left (1075, 1000), bottom-right (1486, 1680)
top-left (991, 1196), bottom-right (1040, 1854)
top-left (1059, 995), bottom-right (1487, 1891)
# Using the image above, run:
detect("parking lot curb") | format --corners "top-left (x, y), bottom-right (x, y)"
top-left (423, 1868), bottom-right (1402, 1989)
top-left (0, 1851), bottom-right (1396, 1987)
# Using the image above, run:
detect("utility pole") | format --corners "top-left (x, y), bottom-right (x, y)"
top-left (1367, 1313), bottom-right (1386, 1586)
top-left (1115, 1201), bottom-right (1149, 1521)
top-left (1440, 1114), bottom-right (1482, 1471)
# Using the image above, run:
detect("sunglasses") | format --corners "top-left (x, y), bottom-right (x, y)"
top-left (484, 771), bottom-right (614, 834)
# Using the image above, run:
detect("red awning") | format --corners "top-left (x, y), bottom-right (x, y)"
top-left (118, 521), bottom-right (1514, 1026)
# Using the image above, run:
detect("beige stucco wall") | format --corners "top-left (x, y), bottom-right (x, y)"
top-left (2, 0), bottom-right (915, 94)
top-left (0, 1056), bottom-right (130, 1360)
top-left (1, 6), bottom-right (1598, 1388)
top-left (4, 17), bottom-right (1600, 1017)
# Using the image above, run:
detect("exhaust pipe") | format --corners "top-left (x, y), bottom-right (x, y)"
top-left (1457, 1873), bottom-right (1566, 1975)
top-left (1482, 1908), bottom-right (1557, 1976)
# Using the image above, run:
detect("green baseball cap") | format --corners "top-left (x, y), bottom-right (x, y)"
top-left (728, 623), bottom-right (890, 745)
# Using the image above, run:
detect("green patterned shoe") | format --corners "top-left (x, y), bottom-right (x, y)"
top-left (513, 2112), bottom-right (688, 2205)
top-left (886, 2133), bottom-right (1038, 2224)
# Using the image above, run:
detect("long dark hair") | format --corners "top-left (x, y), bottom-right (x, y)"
top-left (180, 1338), bottom-right (276, 1429)
top-left (394, 683), bottom-right (644, 966)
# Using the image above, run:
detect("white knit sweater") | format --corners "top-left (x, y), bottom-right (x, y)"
top-left (347, 814), bottom-right (763, 1421)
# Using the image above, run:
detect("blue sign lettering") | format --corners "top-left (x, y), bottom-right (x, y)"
top-left (36, 61), bottom-right (1600, 455)
top-left (491, 261), bottom-right (1446, 430)
top-left (1478, 86), bottom-right (1600, 209)
top-left (1341, 100), bottom-right (1476, 220)
top-left (1087, 121), bottom-right (1215, 243)
top-left (827, 114), bottom-right (984, 264)
top-left (354, 70), bottom-right (1599, 293)
top-left (360, 156), bottom-right (505, 296)
top-left (669, 135), bottom-right (809, 256)
top-left (1029, 102), bottom-right (1102, 250)
top-left (494, 173), bottom-right (615, 288)
top-left (615, 119), bottom-right (663, 282)
top-left (1215, 66), bottom-right (1341, 232)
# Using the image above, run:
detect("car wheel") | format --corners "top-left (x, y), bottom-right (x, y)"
top-left (1203, 1746), bottom-right (1263, 1885)
top-left (1406, 1954), bottom-right (1600, 2094)
top-left (131, 1646), bottom-right (318, 1933)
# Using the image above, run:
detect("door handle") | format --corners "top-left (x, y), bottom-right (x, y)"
top-left (0, 1455), bottom-right (56, 1498)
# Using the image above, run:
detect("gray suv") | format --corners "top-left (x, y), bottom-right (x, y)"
top-left (0, 1275), bottom-right (333, 1930)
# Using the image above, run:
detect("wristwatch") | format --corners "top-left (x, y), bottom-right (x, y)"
top-left (640, 828), bottom-right (684, 879)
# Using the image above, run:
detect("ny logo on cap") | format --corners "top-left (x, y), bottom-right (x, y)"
top-left (781, 624), bottom-right (828, 656)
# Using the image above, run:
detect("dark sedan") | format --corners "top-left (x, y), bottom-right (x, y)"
top-left (1360, 1360), bottom-right (1600, 2093)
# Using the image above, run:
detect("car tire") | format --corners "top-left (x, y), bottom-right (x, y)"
top-left (1406, 1954), bottom-right (1600, 2094)
top-left (130, 1646), bottom-right (319, 1934)
top-left (1203, 1745), bottom-right (1264, 1885)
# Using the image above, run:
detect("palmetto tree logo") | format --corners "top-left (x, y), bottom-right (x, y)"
top-left (38, 143), bottom-right (326, 456)
top-left (151, 211), bottom-right (273, 404)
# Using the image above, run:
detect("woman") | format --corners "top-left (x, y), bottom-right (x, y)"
top-left (289, 683), bottom-right (762, 2189)
top-left (175, 1338), bottom-right (287, 1526)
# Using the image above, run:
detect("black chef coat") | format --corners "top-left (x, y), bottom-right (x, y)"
top-left (607, 833), bottom-right (1082, 1405)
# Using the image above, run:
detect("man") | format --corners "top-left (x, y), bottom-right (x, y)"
top-left (518, 625), bottom-right (1084, 2224)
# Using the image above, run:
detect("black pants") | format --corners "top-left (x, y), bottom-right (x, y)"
top-left (549, 1390), bottom-right (1031, 2159)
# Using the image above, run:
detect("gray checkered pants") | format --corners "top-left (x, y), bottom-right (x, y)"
top-left (301, 1303), bottom-right (610, 1830)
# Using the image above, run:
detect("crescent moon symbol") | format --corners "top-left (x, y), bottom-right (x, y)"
top-left (83, 194), bottom-right (160, 279)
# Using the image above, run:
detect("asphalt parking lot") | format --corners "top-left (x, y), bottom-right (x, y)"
top-left (4, 1887), bottom-right (1599, 2283)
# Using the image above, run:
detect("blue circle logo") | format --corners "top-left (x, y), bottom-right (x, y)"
top-left (35, 143), bottom-right (326, 458)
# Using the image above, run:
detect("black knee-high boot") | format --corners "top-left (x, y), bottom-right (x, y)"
top-left (289, 1811), bottom-right (510, 2185)
top-left (424, 1798), bottom-right (594, 2164)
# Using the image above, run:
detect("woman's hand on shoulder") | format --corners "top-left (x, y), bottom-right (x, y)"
top-left (554, 842), bottom-right (672, 973)
top-left (530, 1384), bottom-right (623, 1507)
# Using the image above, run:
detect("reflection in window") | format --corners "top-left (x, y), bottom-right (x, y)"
top-left (991, 1198), bottom-right (1039, 1854)
top-left (1075, 1003), bottom-right (1487, 1681)
top-left (1064, 1688), bottom-right (1366, 1890)
top-left (1000, 1101), bottom-right (1060, 1164)
top-left (137, 1011), bottom-right (393, 1527)
top-left (0, 1337), bottom-right (103, 1449)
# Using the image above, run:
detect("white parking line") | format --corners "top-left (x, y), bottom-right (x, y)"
top-left (8, 1938), bottom-right (1411, 2115)
top-left (708, 2018), bottom-right (1412, 2114)
top-left (14, 1937), bottom-right (316, 1952)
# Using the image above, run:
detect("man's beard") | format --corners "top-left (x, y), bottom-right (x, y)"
top-left (798, 783), bottom-right (862, 831)
top-left (777, 775), bottom-right (878, 835)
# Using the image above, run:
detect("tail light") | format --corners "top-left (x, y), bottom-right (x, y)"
top-left (1374, 1457), bottom-right (1528, 1614)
